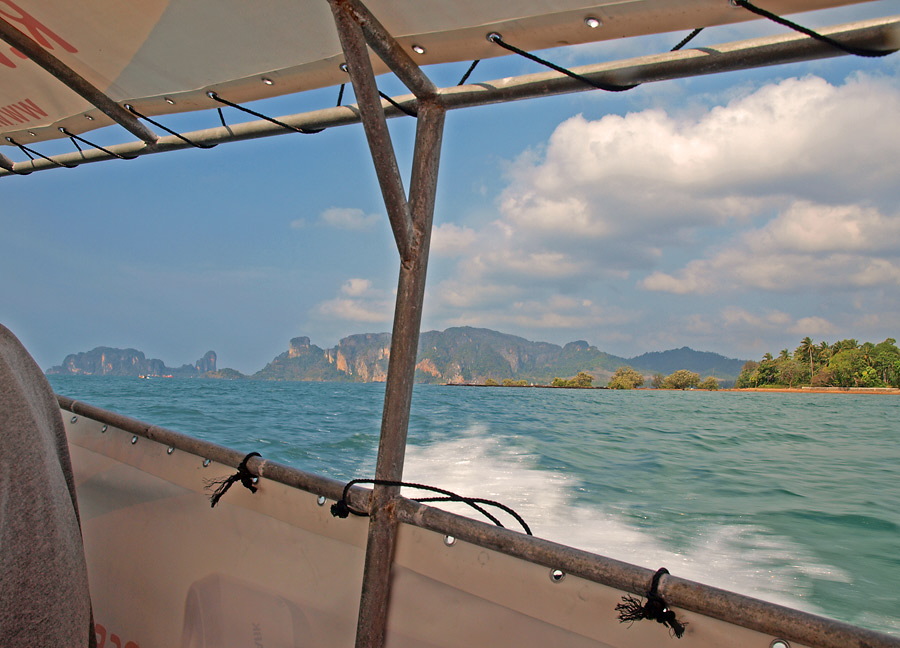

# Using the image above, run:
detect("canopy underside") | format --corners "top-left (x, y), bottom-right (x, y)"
top-left (0, 0), bottom-right (882, 145)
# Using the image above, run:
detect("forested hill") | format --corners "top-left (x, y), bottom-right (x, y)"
top-left (253, 327), bottom-right (745, 384)
top-left (629, 347), bottom-right (746, 379)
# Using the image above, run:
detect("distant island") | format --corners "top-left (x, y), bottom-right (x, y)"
top-left (47, 348), bottom-right (217, 378)
top-left (46, 327), bottom-right (746, 386)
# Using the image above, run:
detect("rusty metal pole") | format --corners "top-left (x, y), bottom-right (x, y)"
top-left (329, 1), bottom-right (413, 258)
top-left (355, 102), bottom-right (443, 648)
top-left (328, 1), bottom-right (446, 646)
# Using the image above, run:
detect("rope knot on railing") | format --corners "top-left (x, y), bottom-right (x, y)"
top-left (616, 568), bottom-right (687, 638)
top-left (206, 452), bottom-right (262, 507)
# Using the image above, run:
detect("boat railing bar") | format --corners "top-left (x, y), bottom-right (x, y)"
top-left (394, 498), bottom-right (900, 648)
top-left (57, 394), bottom-right (369, 511)
top-left (3, 15), bottom-right (897, 177)
top-left (56, 395), bottom-right (900, 648)
top-left (0, 17), bottom-right (158, 146)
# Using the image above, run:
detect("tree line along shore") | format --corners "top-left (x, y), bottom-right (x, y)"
top-left (468, 337), bottom-right (900, 391)
top-left (471, 368), bottom-right (721, 390)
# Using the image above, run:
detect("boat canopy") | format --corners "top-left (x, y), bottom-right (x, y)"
top-left (0, 0), bottom-right (891, 148)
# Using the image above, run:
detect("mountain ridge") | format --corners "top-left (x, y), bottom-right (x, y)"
top-left (47, 327), bottom-right (746, 384)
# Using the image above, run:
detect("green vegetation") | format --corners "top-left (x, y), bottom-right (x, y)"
top-left (551, 372), bottom-right (595, 388)
top-left (204, 368), bottom-right (246, 380)
top-left (698, 376), bottom-right (720, 391)
top-left (482, 378), bottom-right (528, 387)
top-left (608, 366), bottom-right (644, 390)
top-left (605, 366), bottom-right (719, 390)
top-left (735, 337), bottom-right (900, 388)
top-left (661, 369), bottom-right (701, 390)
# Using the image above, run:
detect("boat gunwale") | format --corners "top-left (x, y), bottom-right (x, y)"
top-left (57, 394), bottom-right (900, 648)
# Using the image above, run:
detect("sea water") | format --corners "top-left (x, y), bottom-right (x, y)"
top-left (48, 376), bottom-right (900, 636)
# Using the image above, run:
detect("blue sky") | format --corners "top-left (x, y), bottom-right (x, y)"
top-left (2, 2), bottom-right (899, 373)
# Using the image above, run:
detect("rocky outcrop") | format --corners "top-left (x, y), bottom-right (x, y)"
top-left (195, 351), bottom-right (217, 374)
top-left (50, 329), bottom-right (747, 384)
top-left (255, 327), bottom-right (628, 384)
top-left (47, 348), bottom-right (217, 377)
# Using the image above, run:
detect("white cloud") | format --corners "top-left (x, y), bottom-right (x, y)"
top-left (744, 202), bottom-right (900, 254)
top-left (642, 201), bottom-right (900, 294)
top-left (341, 278), bottom-right (372, 297)
top-left (315, 278), bottom-right (392, 324)
top-left (431, 223), bottom-right (477, 257)
top-left (720, 308), bottom-right (795, 330)
top-left (317, 298), bottom-right (390, 323)
top-left (424, 75), bottom-right (900, 353)
top-left (319, 207), bottom-right (381, 230)
top-left (496, 75), bottom-right (900, 258)
top-left (789, 317), bottom-right (836, 337)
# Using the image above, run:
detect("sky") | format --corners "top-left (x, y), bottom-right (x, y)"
top-left (2, 2), bottom-right (899, 374)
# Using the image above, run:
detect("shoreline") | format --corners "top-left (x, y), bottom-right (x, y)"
top-left (446, 383), bottom-right (900, 394)
top-left (721, 386), bottom-right (900, 395)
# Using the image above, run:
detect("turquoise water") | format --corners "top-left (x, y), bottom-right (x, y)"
top-left (49, 376), bottom-right (900, 636)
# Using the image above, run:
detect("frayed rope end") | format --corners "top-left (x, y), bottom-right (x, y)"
top-left (205, 452), bottom-right (261, 508)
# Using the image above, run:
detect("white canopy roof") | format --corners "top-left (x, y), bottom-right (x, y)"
top-left (0, 0), bottom-right (874, 144)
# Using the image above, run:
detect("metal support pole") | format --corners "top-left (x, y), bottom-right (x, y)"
top-left (331, 0), bottom-right (438, 101)
top-left (0, 151), bottom-right (17, 172)
top-left (0, 16), bottom-right (158, 145)
top-left (328, 2), bottom-right (446, 645)
top-left (354, 99), bottom-right (444, 648)
top-left (330, 1), bottom-right (413, 259)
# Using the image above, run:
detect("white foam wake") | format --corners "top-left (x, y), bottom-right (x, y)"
top-left (403, 426), bottom-right (848, 612)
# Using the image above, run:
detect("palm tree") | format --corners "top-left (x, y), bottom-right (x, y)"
top-left (860, 342), bottom-right (875, 366)
top-left (796, 336), bottom-right (816, 380)
top-left (833, 339), bottom-right (859, 353)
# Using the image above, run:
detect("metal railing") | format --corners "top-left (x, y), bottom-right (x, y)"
top-left (58, 394), bottom-right (900, 648)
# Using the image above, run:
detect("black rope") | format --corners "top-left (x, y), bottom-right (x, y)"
top-left (735, 0), bottom-right (895, 58)
top-left (205, 452), bottom-right (262, 508)
top-left (124, 104), bottom-right (217, 149)
top-left (616, 568), bottom-right (687, 638)
top-left (671, 28), bottom-right (705, 51)
top-left (487, 33), bottom-right (638, 93)
top-left (336, 61), bottom-right (415, 117)
top-left (206, 91), bottom-right (324, 134)
top-left (60, 128), bottom-right (136, 160)
top-left (378, 91), bottom-right (418, 118)
top-left (330, 478), bottom-right (532, 535)
top-left (457, 59), bottom-right (481, 86)
top-left (5, 137), bottom-right (76, 168)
